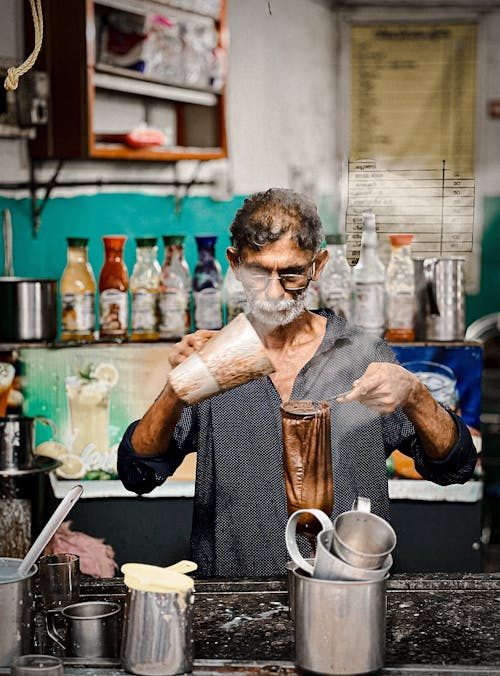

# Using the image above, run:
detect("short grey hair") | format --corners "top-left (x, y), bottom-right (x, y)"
top-left (229, 188), bottom-right (324, 254)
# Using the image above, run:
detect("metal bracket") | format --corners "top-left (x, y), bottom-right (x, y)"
top-left (29, 158), bottom-right (64, 238)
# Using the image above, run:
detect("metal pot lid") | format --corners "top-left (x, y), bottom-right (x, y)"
top-left (0, 277), bottom-right (57, 283)
top-left (0, 455), bottom-right (60, 477)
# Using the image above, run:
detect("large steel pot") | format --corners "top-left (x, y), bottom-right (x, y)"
top-left (0, 277), bottom-right (57, 342)
top-left (293, 569), bottom-right (387, 675)
top-left (0, 557), bottom-right (37, 666)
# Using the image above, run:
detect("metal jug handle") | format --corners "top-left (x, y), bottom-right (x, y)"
top-left (423, 258), bottom-right (441, 316)
top-left (34, 416), bottom-right (58, 440)
top-left (45, 611), bottom-right (66, 650)
top-left (285, 509), bottom-right (333, 575)
top-left (351, 496), bottom-right (371, 513)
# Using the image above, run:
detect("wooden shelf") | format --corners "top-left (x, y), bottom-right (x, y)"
top-left (94, 65), bottom-right (220, 105)
top-left (90, 145), bottom-right (225, 161)
top-left (94, 0), bottom-right (221, 22)
top-left (27, 0), bottom-right (227, 162)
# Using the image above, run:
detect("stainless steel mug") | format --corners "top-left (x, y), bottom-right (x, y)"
top-left (0, 557), bottom-right (37, 667)
top-left (423, 257), bottom-right (466, 340)
top-left (0, 414), bottom-right (56, 471)
top-left (47, 600), bottom-right (120, 658)
top-left (332, 498), bottom-right (397, 570)
top-left (293, 568), bottom-right (387, 675)
top-left (0, 277), bottom-right (58, 342)
top-left (121, 586), bottom-right (194, 676)
top-left (286, 501), bottom-right (396, 576)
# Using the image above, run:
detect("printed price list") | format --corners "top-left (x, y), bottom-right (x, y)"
top-left (346, 159), bottom-right (474, 265)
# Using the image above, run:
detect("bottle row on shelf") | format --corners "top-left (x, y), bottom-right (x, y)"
top-left (60, 213), bottom-right (416, 344)
top-left (61, 233), bottom-right (230, 342)
top-left (322, 213), bottom-right (417, 341)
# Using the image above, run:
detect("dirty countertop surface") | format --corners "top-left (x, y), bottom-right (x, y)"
top-left (4, 573), bottom-right (500, 676)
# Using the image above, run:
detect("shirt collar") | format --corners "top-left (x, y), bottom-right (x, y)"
top-left (312, 308), bottom-right (353, 354)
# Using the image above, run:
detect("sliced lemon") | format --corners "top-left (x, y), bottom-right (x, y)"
top-left (7, 389), bottom-right (23, 407)
top-left (94, 362), bottom-right (119, 387)
top-left (0, 363), bottom-right (15, 393)
top-left (55, 454), bottom-right (86, 480)
top-left (34, 440), bottom-right (68, 460)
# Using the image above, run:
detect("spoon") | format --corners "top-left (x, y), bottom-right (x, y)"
top-left (17, 484), bottom-right (83, 577)
top-left (335, 389), bottom-right (353, 401)
top-left (164, 560), bottom-right (197, 574)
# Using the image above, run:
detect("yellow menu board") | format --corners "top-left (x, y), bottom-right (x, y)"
top-left (347, 23), bottom-right (476, 267)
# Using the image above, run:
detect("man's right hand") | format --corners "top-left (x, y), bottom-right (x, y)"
top-left (168, 330), bottom-right (217, 368)
top-left (132, 331), bottom-right (217, 456)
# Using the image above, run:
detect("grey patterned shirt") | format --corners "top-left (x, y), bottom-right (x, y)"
top-left (118, 310), bottom-right (477, 577)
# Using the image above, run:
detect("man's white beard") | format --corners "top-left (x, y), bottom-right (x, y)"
top-left (246, 289), bottom-right (307, 326)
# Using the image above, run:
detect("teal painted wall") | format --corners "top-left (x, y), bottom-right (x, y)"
top-left (466, 196), bottom-right (500, 327)
top-left (0, 193), bottom-right (245, 282)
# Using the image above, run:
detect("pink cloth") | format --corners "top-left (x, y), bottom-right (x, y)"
top-left (46, 520), bottom-right (118, 578)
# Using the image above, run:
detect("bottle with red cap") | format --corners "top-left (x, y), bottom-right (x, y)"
top-left (99, 235), bottom-right (129, 339)
top-left (385, 233), bottom-right (415, 342)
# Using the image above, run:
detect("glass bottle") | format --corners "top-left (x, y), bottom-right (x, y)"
top-left (60, 237), bottom-right (96, 341)
top-left (162, 235), bottom-right (192, 333)
top-left (193, 234), bottom-right (223, 330)
top-left (159, 238), bottom-right (189, 340)
top-left (223, 265), bottom-right (247, 324)
top-left (99, 235), bottom-right (129, 339)
top-left (352, 213), bottom-right (386, 337)
top-left (319, 233), bottom-right (352, 319)
top-left (130, 237), bottom-right (161, 342)
top-left (163, 235), bottom-right (191, 294)
top-left (385, 233), bottom-right (416, 342)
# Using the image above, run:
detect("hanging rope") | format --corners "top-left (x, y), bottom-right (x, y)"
top-left (4, 0), bottom-right (43, 91)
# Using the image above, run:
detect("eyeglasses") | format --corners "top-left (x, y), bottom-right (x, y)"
top-left (238, 258), bottom-right (316, 292)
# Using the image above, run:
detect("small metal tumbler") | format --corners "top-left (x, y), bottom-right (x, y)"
top-left (10, 654), bottom-right (63, 676)
top-left (121, 587), bottom-right (194, 676)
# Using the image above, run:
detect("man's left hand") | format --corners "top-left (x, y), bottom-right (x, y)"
top-left (336, 362), bottom-right (420, 413)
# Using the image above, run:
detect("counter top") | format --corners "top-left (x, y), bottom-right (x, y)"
top-left (50, 473), bottom-right (483, 503)
top-left (17, 573), bottom-right (500, 676)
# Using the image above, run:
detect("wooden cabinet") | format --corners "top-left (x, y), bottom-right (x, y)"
top-left (28, 0), bottom-right (227, 161)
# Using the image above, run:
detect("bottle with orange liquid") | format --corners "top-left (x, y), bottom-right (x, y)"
top-left (385, 233), bottom-right (416, 342)
top-left (99, 235), bottom-right (129, 339)
top-left (60, 237), bottom-right (96, 342)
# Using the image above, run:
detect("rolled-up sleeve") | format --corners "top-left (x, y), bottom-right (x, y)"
top-left (394, 410), bottom-right (478, 486)
top-left (117, 406), bottom-right (198, 495)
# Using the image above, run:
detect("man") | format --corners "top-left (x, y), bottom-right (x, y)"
top-left (118, 188), bottom-right (477, 577)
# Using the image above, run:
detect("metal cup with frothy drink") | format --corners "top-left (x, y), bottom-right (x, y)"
top-left (120, 562), bottom-right (195, 676)
top-left (168, 313), bottom-right (276, 404)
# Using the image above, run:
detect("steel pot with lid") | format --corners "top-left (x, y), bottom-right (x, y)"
top-left (0, 277), bottom-right (57, 342)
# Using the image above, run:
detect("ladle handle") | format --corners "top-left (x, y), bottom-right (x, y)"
top-left (18, 484), bottom-right (83, 577)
